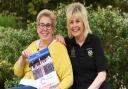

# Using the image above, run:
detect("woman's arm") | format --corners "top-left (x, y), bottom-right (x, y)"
top-left (88, 71), bottom-right (106, 89)
top-left (58, 46), bottom-right (73, 89)
top-left (88, 35), bottom-right (108, 89)
top-left (50, 42), bottom-right (73, 89)
top-left (13, 55), bottom-right (26, 77)
top-left (13, 48), bottom-right (32, 77)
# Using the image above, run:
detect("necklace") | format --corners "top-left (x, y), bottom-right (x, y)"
top-left (38, 38), bottom-right (53, 50)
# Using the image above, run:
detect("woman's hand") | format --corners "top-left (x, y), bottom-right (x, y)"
top-left (55, 35), bottom-right (66, 45)
top-left (17, 48), bottom-right (31, 66)
top-left (18, 48), bottom-right (32, 66)
top-left (21, 48), bottom-right (32, 59)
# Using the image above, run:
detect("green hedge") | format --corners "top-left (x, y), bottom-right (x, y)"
top-left (0, 23), bottom-right (38, 88)
top-left (0, 5), bottom-right (128, 89)
top-left (0, 15), bottom-right (18, 28)
top-left (88, 6), bottom-right (128, 88)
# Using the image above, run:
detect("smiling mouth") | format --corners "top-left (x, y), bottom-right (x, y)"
top-left (39, 32), bottom-right (48, 36)
top-left (72, 28), bottom-right (80, 32)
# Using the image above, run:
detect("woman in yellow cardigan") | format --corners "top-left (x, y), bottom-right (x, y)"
top-left (9, 9), bottom-right (73, 89)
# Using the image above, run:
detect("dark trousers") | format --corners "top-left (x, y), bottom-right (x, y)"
top-left (8, 84), bottom-right (37, 89)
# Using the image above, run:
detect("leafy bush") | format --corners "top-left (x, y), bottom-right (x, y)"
top-left (56, 3), bottom-right (67, 36)
top-left (0, 23), bottom-right (38, 89)
top-left (1, 4), bottom-right (128, 89)
top-left (88, 6), bottom-right (128, 89)
top-left (0, 23), bottom-right (38, 64)
top-left (0, 60), bottom-right (13, 89)
top-left (4, 76), bottom-right (20, 89)
top-left (0, 15), bottom-right (17, 28)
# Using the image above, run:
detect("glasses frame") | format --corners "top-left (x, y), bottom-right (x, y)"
top-left (38, 23), bottom-right (53, 30)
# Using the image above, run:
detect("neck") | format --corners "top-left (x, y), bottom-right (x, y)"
top-left (75, 34), bottom-right (87, 46)
top-left (39, 38), bottom-right (53, 49)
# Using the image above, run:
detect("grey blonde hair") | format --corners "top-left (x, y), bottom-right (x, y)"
top-left (66, 2), bottom-right (92, 38)
top-left (36, 9), bottom-right (56, 30)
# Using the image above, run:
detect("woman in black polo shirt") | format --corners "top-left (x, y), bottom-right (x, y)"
top-left (64, 2), bottom-right (110, 89)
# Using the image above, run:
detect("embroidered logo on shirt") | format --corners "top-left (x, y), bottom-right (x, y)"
top-left (86, 48), bottom-right (93, 57)
top-left (70, 47), bottom-right (76, 57)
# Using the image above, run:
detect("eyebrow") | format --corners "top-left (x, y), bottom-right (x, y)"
top-left (39, 23), bottom-right (52, 24)
top-left (38, 23), bottom-right (52, 26)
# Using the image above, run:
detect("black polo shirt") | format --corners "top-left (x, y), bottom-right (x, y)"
top-left (65, 34), bottom-right (109, 89)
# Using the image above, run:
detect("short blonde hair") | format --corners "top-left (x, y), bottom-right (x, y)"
top-left (66, 2), bottom-right (92, 38)
top-left (36, 9), bottom-right (56, 29)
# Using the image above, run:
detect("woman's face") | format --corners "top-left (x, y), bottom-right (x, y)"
top-left (69, 16), bottom-right (85, 38)
top-left (37, 16), bottom-right (54, 41)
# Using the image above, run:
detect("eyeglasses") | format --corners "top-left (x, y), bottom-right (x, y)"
top-left (38, 23), bottom-right (53, 30)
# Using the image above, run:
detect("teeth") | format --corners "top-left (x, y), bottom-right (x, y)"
top-left (72, 29), bottom-right (79, 32)
top-left (42, 33), bottom-right (48, 36)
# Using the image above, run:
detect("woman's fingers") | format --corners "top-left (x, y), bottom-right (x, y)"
top-left (22, 48), bottom-right (32, 58)
top-left (55, 35), bottom-right (66, 45)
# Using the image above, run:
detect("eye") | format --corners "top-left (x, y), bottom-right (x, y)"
top-left (69, 21), bottom-right (73, 24)
top-left (76, 20), bottom-right (80, 23)
top-left (38, 23), bottom-right (52, 29)
top-left (46, 23), bottom-right (52, 28)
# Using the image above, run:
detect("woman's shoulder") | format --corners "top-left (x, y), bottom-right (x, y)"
top-left (64, 36), bottom-right (75, 46)
top-left (27, 40), bottom-right (39, 48)
top-left (49, 40), bottom-right (66, 49)
top-left (88, 33), bottom-right (101, 42)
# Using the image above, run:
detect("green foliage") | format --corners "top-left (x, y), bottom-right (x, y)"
top-left (0, 0), bottom-right (128, 29)
top-left (4, 76), bottom-right (20, 89)
top-left (0, 23), bottom-right (38, 89)
top-left (56, 3), bottom-right (67, 36)
top-left (88, 6), bottom-right (128, 89)
top-left (0, 25), bottom-right (37, 64)
top-left (0, 60), bottom-right (13, 89)
top-left (0, 15), bottom-right (17, 28)
top-left (0, 4), bottom-right (128, 89)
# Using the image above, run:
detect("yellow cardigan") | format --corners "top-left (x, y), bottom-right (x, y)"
top-left (13, 40), bottom-right (73, 89)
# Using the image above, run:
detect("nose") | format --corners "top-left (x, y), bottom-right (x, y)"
top-left (42, 26), bottom-right (47, 31)
top-left (72, 22), bottom-right (77, 28)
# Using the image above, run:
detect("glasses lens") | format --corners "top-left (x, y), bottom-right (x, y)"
top-left (38, 23), bottom-right (52, 29)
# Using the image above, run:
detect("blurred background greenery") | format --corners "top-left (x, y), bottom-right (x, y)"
top-left (0, 0), bottom-right (128, 89)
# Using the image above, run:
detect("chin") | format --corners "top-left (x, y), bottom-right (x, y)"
top-left (72, 34), bottom-right (80, 37)
top-left (41, 37), bottom-right (48, 40)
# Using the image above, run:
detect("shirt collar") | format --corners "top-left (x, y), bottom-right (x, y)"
top-left (71, 33), bottom-right (91, 46)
